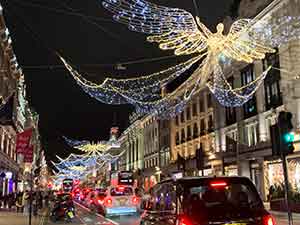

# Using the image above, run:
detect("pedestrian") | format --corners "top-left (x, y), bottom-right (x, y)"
top-left (16, 192), bottom-right (24, 213)
top-left (7, 193), bottom-right (14, 210)
top-left (38, 192), bottom-right (43, 209)
top-left (3, 194), bottom-right (7, 208)
top-left (33, 192), bottom-right (38, 216)
top-left (0, 194), bottom-right (3, 208)
top-left (23, 191), bottom-right (30, 216)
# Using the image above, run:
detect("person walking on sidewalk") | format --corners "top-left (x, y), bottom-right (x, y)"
top-left (16, 192), bottom-right (24, 213)
top-left (23, 191), bottom-right (30, 216)
top-left (7, 193), bottom-right (14, 210)
top-left (3, 195), bottom-right (7, 209)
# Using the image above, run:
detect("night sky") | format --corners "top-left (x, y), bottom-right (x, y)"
top-left (1, 0), bottom-right (234, 161)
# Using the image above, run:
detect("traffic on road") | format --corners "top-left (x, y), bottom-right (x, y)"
top-left (46, 174), bottom-right (278, 225)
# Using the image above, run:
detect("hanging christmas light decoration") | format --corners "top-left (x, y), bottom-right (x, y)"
top-left (60, 55), bottom-right (203, 117)
top-left (207, 64), bottom-right (272, 107)
top-left (63, 136), bottom-right (113, 153)
top-left (98, 0), bottom-right (300, 106)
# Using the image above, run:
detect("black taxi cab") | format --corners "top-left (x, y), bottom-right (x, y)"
top-left (140, 176), bottom-right (275, 225)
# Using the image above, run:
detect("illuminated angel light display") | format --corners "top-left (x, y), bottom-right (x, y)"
top-left (59, 0), bottom-right (300, 118)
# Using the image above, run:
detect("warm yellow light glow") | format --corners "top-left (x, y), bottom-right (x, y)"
top-left (147, 17), bottom-right (275, 62)
top-left (77, 143), bottom-right (110, 153)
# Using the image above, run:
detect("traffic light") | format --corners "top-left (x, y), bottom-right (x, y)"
top-left (278, 111), bottom-right (294, 155)
top-left (272, 111), bottom-right (295, 156)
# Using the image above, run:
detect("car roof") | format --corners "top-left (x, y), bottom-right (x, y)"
top-left (158, 176), bottom-right (253, 185)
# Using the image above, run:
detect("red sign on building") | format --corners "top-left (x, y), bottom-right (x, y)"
top-left (23, 145), bottom-right (34, 163)
top-left (16, 128), bottom-right (32, 154)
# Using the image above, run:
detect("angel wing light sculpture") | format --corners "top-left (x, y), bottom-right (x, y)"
top-left (102, 0), bottom-right (276, 106)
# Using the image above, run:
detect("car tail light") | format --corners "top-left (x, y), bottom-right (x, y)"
top-left (98, 199), bottom-right (104, 204)
top-left (105, 198), bottom-right (113, 207)
top-left (210, 181), bottom-right (227, 188)
top-left (132, 196), bottom-right (138, 204)
top-left (176, 215), bottom-right (193, 225)
top-left (262, 214), bottom-right (276, 225)
top-left (90, 199), bottom-right (93, 204)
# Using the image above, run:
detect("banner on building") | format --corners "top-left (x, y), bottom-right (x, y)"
top-left (23, 145), bottom-right (34, 163)
top-left (16, 128), bottom-right (33, 154)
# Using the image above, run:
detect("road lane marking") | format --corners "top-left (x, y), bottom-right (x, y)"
top-left (74, 201), bottom-right (119, 225)
top-left (95, 213), bottom-right (119, 225)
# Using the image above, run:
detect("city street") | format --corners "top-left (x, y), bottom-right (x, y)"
top-left (49, 202), bottom-right (141, 225)
top-left (0, 0), bottom-right (300, 225)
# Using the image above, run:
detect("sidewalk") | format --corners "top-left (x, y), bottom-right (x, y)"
top-left (0, 207), bottom-right (48, 225)
top-left (265, 202), bottom-right (300, 225)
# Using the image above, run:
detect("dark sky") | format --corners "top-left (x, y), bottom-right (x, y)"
top-left (1, 0), bottom-right (234, 161)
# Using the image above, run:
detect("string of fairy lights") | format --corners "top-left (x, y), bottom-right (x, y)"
top-left (52, 136), bottom-right (125, 180)
top-left (56, 0), bottom-right (300, 120)
top-left (52, 0), bottom-right (300, 181)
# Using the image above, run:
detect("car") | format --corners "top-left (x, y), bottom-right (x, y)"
top-left (100, 185), bottom-right (140, 216)
top-left (140, 176), bottom-right (276, 225)
top-left (83, 190), bottom-right (108, 214)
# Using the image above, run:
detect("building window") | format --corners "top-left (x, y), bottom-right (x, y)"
top-left (175, 115), bottom-right (179, 126)
top-left (180, 112), bottom-right (185, 123)
top-left (199, 97), bottom-right (204, 113)
top-left (187, 126), bottom-right (192, 141)
top-left (186, 107), bottom-right (191, 120)
top-left (181, 129), bottom-right (186, 143)
top-left (263, 51), bottom-right (282, 110)
top-left (192, 103), bottom-right (197, 116)
top-left (176, 132), bottom-right (180, 145)
top-left (200, 119), bottom-right (205, 136)
top-left (245, 123), bottom-right (259, 146)
top-left (207, 93), bottom-right (212, 108)
top-left (241, 64), bottom-right (257, 119)
top-left (225, 130), bottom-right (237, 152)
top-left (193, 123), bottom-right (199, 138)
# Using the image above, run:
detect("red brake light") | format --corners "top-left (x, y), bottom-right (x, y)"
top-left (210, 181), bottom-right (227, 188)
top-left (132, 196), bottom-right (138, 204)
top-left (177, 215), bottom-right (193, 225)
top-left (90, 199), bottom-right (93, 203)
top-left (105, 198), bottom-right (113, 206)
top-left (263, 214), bottom-right (276, 225)
top-left (98, 199), bottom-right (104, 204)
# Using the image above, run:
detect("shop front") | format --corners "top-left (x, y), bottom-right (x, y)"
top-left (265, 156), bottom-right (300, 194)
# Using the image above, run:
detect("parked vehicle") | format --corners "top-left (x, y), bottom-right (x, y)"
top-left (140, 176), bottom-right (276, 225)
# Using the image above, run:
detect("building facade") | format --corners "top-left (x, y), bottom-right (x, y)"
top-left (0, 3), bottom-right (42, 195)
top-left (215, 0), bottom-right (300, 200)
top-left (115, 0), bottom-right (300, 202)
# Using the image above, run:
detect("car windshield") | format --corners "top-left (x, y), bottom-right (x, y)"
top-left (110, 187), bottom-right (133, 196)
top-left (179, 179), bottom-right (263, 223)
